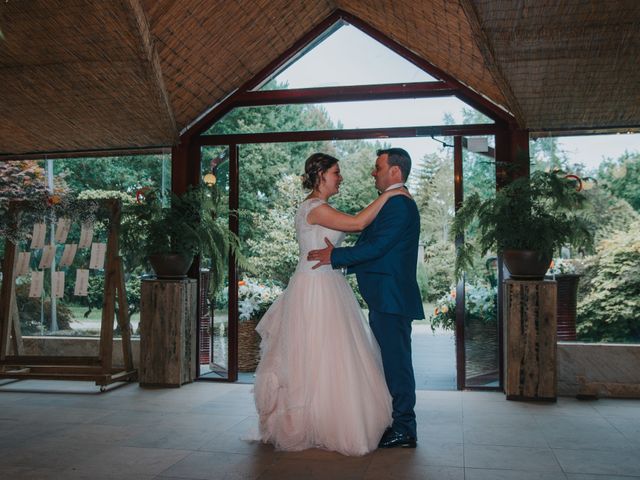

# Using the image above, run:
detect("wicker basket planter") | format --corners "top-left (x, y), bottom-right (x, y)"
top-left (465, 320), bottom-right (499, 383)
top-left (238, 318), bottom-right (261, 372)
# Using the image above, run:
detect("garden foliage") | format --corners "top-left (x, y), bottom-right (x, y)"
top-left (577, 222), bottom-right (640, 342)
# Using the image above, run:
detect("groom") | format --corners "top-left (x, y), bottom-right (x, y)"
top-left (307, 147), bottom-right (424, 448)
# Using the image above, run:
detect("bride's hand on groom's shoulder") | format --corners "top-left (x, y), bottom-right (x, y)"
top-left (386, 187), bottom-right (412, 200)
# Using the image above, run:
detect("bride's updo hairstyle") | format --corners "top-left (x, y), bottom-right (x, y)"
top-left (302, 152), bottom-right (339, 190)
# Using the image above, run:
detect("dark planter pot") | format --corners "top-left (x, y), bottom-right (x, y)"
top-left (148, 253), bottom-right (193, 279)
top-left (545, 273), bottom-right (580, 341)
top-left (503, 249), bottom-right (552, 280)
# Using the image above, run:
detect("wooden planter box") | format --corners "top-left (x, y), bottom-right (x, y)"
top-left (139, 279), bottom-right (197, 387)
top-left (504, 279), bottom-right (557, 401)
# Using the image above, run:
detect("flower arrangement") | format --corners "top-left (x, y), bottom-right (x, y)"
top-left (237, 277), bottom-right (283, 322)
top-left (430, 282), bottom-right (497, 332)
top-left (431, 288), bottom-right (456, 331)
top-left (546, 258), bottom-right (577, 275)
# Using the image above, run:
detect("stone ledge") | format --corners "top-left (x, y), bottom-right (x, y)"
top-left (19, 336), bottom-right (140, 368)
top-left (559, 342), bottom-right (640, 398)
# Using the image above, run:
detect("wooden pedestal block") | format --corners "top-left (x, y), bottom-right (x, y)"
top-left (504, 280), bottom-right (557, 401)
top-left (139, 279), bottom-right (197, 387)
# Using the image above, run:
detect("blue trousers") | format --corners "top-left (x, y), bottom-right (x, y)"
top-left (369, 309), bottom-right (417, 437)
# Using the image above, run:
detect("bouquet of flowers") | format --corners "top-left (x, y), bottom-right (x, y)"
top-left (237, 277), bottom-right (283, 322)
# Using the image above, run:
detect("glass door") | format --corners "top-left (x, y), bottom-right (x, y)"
top-left (198, 145), bottom-right (234, 380)
top-left (454, 135), bottom-right (501, 389)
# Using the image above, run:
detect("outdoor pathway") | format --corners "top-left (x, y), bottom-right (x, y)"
top-left (412, 324), bottom-right (456, 391)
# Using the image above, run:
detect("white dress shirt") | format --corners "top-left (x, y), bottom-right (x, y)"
top-left (385, 183), bottom-right (406, 192)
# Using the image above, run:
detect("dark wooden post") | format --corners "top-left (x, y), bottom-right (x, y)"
top-left (453, 136), bottom-right (465, 390)
top-left (510, 128), bottom-right (530, 180)
top-left (171, 139), bottom-right (200, 195)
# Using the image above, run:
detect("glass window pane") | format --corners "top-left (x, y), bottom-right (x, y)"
top-left (199, 146), bottom-right (231, 379)
top-left (259, 23), bottom-right (437, 90)
top-left (0, 154), bottom-right (169, 344)
top-left (462, 136), bottom-right (499, 387)
top-left (529, 134), bottom-right (640, 345)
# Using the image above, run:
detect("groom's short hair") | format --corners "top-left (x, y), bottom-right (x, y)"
top-left (377, 148), bottom-right (412, 182)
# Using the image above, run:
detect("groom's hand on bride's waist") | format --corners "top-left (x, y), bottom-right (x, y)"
top-left (307, 237), bottom-right (334, 269)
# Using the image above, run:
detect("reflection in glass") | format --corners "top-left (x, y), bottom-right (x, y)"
top-left (462, 136), bottom-right (500, 387)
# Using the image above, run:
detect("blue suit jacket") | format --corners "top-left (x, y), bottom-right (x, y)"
top-left (331, 196), bottom-right (425, 319)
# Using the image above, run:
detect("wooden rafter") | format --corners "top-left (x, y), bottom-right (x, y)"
top-left (459, 0), bottom-right (526, 128)
top-left (231, 82), bottom-right (457, 107)
top-left (126, 0), bottom-right (178, 143)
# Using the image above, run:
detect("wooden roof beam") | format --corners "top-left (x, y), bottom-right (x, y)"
top-left (126, 0), bottom-right (178, 143)
top-left (231, 82), bottom-right (457, 107)
top-left (0, 146), bottom-right (169, 162)
top-left (459, 0), bottom-right (526, 128)
top-left (197, 123), bottom-right (501, 146)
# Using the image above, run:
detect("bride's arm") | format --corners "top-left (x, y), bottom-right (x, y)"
top-left (307, 188), bottom-right (410, 232)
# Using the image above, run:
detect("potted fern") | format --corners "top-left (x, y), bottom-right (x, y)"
top-left (121, 184), bottom-right (239, 295)
top-left (452, 170), bottom-right (594, 280)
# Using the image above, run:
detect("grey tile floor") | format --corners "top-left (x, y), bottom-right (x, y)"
top-left (0, 380), bottom-right (639, 479)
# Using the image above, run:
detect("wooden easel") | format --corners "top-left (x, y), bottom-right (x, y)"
top-left (0, 199), bottom-right (137, 390)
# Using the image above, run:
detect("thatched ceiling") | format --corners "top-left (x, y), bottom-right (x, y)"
top-left (1, 0), bottom-right (638, 157)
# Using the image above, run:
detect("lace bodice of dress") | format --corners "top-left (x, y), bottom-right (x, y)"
top-left (294, 198), bottom-right (346, 273)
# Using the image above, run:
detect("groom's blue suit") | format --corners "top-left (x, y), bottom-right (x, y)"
top-left (331, 195), bottom-right (424, 438)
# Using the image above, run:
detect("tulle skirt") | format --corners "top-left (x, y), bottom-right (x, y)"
top-left (253, 270), bottom-right (392, 456)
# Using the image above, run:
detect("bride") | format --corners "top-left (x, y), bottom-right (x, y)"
top-left (253, 152), bottom-right (409, 456)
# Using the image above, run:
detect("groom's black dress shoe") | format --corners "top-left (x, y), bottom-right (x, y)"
top-left (378, 428), bottom-right (417, 448)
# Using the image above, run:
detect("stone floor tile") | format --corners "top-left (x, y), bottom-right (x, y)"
top-left (464, 424), bottom-right (548, 448)
top-left (364, 463), bottom-right (464, 480)
top-left (63, 445), bottom-right (190, 477)
top-left (553, 447), bottom-right (640, 476)
top-left (159, 451), bottom-right (275, 480)
top-left (464, 468), bottom-right (568, 480)
top-left (464, 444), bottom-right (562, 472)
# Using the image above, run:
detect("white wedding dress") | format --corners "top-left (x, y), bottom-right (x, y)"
top-left (253, 198), bottom-right (392, 456)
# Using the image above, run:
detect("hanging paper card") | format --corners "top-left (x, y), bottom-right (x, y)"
top-left (89, 242), bottom-right (106, 270)
top-left (59, 244), bottom-right (78, 268)
top-left (29, 271), bottom-right (44, 298)
top-left (38, 245), bottom-right (56, 269)
top-left (74, 269), bottom-right (89, 296)
top-left (467, 137), bottom-right (489, 153)
top-left (52, 271), bottom-right (65, 298)
top-left (16, 252), bottom-right (31, 276)
top-left (55, 218), bottom-right (71, 243)
top-left (78, 223), bottom-right (94, 248)
top-left (30, 222), bottom-right (46, 249)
